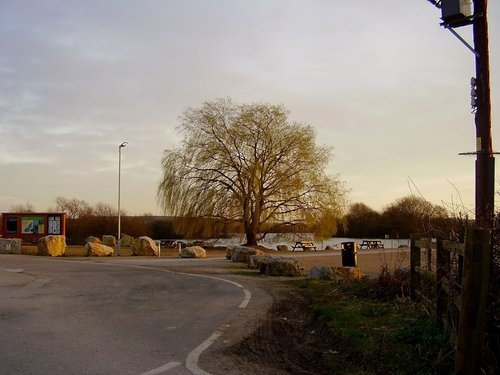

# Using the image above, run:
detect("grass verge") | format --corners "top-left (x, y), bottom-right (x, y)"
top-left (290, 274), bottom-right (454, 375)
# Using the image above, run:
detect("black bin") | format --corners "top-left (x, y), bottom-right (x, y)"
top-left (341, 242), bottom-right (358, 267)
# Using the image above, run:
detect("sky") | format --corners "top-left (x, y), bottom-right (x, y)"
top-left (0, 0), bottom-right (498, 216)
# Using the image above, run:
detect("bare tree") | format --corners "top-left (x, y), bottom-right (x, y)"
top-left (94, 202), bottom-right (118, 217)
top-left (55, 196), bottom-right (93, 219)
top-left (158, 98), bottom-right (346, 245)
top-left (9, 202), bottom-right (35, 212)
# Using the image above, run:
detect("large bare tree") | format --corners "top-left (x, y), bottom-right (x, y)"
top-left (157, 98), bottom-right (346, 245)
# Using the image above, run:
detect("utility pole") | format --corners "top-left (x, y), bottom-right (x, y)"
top-left (430, 2), bottom-right (493, 374)
top-left (472, 0), bottom-right (494, 228)
top-left (435, 0), bottom-right (494, 226)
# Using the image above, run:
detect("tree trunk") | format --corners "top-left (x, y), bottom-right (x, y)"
top-left (244, 229), bottom-right (258, 246)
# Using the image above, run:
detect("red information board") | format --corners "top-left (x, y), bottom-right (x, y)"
top-left (1, 212), bottom-right (66, 244)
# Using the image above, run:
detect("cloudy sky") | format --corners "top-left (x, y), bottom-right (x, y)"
top-left (1, 0), bottom-right (498, 216)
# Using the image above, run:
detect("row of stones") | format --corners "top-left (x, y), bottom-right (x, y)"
top-left (0, 236), bottom-right (207, 258)
top-left (1, 238), bottom-right (363, 280)
top-left (226, 246), bottom-right (363, 280)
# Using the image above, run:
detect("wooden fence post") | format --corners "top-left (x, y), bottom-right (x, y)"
top-left (436, 239), bottom-right (447, 321)
top-left (410, 236), bottom-right (420, 301)
top-left (455, 228), bottom-right (491, 374)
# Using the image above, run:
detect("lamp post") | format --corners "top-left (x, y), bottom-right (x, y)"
top-left (117, 141), bottom-right (128, 256)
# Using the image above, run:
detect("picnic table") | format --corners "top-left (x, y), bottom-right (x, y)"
top-left (291, 241), bottom-right (317, 251)
top-left (358, 240), bottom-right (384, 249)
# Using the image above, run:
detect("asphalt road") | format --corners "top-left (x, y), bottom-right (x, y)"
top-left (0, 255), bottom-right (270, 375)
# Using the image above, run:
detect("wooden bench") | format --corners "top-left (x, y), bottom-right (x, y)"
top-left (358, 240), bottom-right (384, 249)
top-left (291, 241), bottom-right (317, 251)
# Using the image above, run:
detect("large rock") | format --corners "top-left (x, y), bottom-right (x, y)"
top-left (247, 255), bottom-right (276, 269)
top-left (231, 246), bottom-right (265, 263)
top-left (38, 235), bottom-right (66, 257)
top-left (259, 257), bottom-right (302, 277)
top-left (85, 236), bottom-right (101, 244)
top-left (309, 266), bottom-right (334, 280)
top-left (85, 242), bottom-right (114, 257)
top-left (102, 235), bottom-right (116, 247)
top-left (132, 236), bottom-right (159, 256)
top-left (276, 244), bottom-right (288, 252)
top-left (332, 266), bottom-right (364, 281)
top-left (120, 234), bottom-right (134, 247)
top-left (180, 246), bottom-right (207, 258)
top-left (0, 238), bottom-right (22, 254)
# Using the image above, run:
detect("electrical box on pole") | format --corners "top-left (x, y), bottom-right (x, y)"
top-left (441, 0), bottom-right (473, 27)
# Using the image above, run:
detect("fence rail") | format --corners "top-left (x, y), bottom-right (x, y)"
top-left (410, 228), bottom-right (491, 375)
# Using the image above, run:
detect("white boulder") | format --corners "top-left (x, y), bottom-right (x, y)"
top-left (119, 234), bottom-right (134, 247)
top-left (85, 242), bottom-right (114, 257)
top-left (231, 246), bottom-right (265, 263)
top-left (0, 238), bottom-right (22, 254)
top-left (248, 255), bottom-right (277, 269)
top-left (180, 246), bottom-right (207, 258)
top-left (132, 236), bottom-right (159, 256)
top-left (309, 266), bottom-right (334, 280)
top-left (258, 257), bottom-right (302, 277)
top-left (332, 266), bottom-right (364, 281)
top-left (85, 236), bottom-right (101, 244)
top-left (102, 235), bottom-right (116, 247)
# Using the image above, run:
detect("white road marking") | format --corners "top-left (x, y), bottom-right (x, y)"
top-left (52, 259), bottom-right (252, 375)
top-left (170, 272), bottom-right (252, 309)
top-left (240, 289), bottom-right (251, 309)
top-left (185, 330), bottom-right (222, 375)
top-left (139, 361), bottom-right (182, 375)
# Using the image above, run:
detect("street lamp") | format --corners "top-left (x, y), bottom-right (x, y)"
top-left (117, 141), bottom-right (128, 256)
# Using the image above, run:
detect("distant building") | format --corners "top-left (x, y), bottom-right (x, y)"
top-left (1, 212), bottom-right (66, 244)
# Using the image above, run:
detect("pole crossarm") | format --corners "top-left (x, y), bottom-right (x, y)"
top-left (445, 26), bottom-right (479, 57)
top-left (427, 0), bottom-right (442, 9)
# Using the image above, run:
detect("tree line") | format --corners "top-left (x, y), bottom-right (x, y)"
top-left (337, 196), bottom-right (464, 240)
top-left (5, 194), bottom-right (462, 246)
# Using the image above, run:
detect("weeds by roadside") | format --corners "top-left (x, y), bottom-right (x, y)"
top-left (292, 271), bottom-right (454, 374)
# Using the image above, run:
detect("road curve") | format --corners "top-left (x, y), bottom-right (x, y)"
top-left (0, 255), bottom-right (270, 375)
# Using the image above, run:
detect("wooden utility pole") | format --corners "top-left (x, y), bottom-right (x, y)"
top-left (457, 3), bottom-right (492, 373)
top-left (456, 228), bottom-right (491, 375)
top-left (429, 2), bottom-right (493, 373)
top-left (473, 0), bottom-right (494, 228)
top-left (455, 4), bottom-right (493, 374)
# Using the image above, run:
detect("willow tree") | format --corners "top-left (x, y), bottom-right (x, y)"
top-left (157, 98), bottom-right (346, 246)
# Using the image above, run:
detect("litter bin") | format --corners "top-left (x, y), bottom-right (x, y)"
top-left (341, 242), bottom-right (358, 267)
